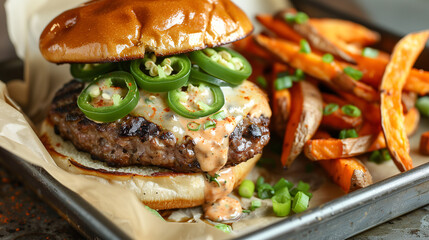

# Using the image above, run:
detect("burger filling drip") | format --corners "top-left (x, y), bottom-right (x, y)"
top-left (203, 197), bottom-right (242, 222)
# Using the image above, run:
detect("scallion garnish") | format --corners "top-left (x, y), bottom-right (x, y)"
top-left (369, 148), bottom-right (392, 164)
top-left (322, 53), bottom-right (334, 63)
top-left (341, 104), bottom-right (361, 117)
top-left (204, 120), bottom-right (216, 130)
top-left (416, 96), bottom-right (429, 117)
top-left (343, 66), bottom-right (363, 81)
top-left (275, 72), bottom-right (293, 90)
top-left (294, 69), bottom-right (305, 81)
top-left (272, 194), bottom-right (292, 217)
top-left (273, 178), bottom-right (294, 193)
top-left (362, 47), bottom-right (379, 58)
top-left (238, 179), bottom-right (255, 198)
top-left (323, 103), bottom-right (339, 115)
top-left (292, 191), bottom-right (309, 213)
top-left (250, 200), bottom-right (262, 211)
top-left (187, 122), bottom-right (201, 131)
top-left (299, 39), bottom-right (311, 54)
top-left (257, 76), bottom-right (267, 89)
top-left (284, 12), bottom-right (309, 24)
top-left (339, 128), bottom-right (358, 139)
top-left (206, 173), bottom-right (221, 187)
top-left (211, 110), bottom-right (226, 121)
top-left (215, 224), bottom-right (232, 233)
top-left (257, 183), bottom-right (275, 199)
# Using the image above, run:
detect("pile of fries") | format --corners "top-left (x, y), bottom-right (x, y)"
top-left (233, 8), bottom-right (429, 193)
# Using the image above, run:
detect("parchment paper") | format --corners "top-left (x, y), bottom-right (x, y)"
top-left (1, 0), bottom-right (428, 239)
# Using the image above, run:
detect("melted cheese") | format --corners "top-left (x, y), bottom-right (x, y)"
top-left (131, 80), bottom-right (271, 174)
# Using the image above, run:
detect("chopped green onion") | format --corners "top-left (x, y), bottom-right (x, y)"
top-left (187, 122), bottom-right (201, 131)
top-left (242, 209), bottom-right (251, 213)
top-left (272, 194), bottom-right (292, 217)
top-left (296, 181), bottom-right (310, 192)
top-left (339, 129), bottom-right (358, 139)
top-left (343, 66), bottom-right (363, 81)
top-left (211, 110), bottom-right (226, 121)
top-left (292, 191), bottom-right (309, 213)
top-left (299, 39), bottom-right (311, 54)
top-left (275, 187), bottom-right (291, 200)
top-left (204, 120), bottom-right (216, 130)
top-left (369, 148), bottom-right (392, 164)
top-left (206, 173), bottom-right (221, 187)
top-left (257, 76), bottom-right (267, 89)
top-left (362, 47), bottom-right (379, 58)
top-left (322, 53), bottom-right (334, 63)
top-left (275, 73), bottom-right (293, 90)
top-left (256, 176), bottom-right (265, 188)
top-left (112, 94), bottom-right (122, 106)
top-left (144, 205), bottom-right (164, 220)
top-left (416, 96), bottom-right (429, 117)
top-left (273, 178), bottom-right (294, 193)
top-left (294, 69), bottom-right (305, 81)
top-left (257, 183), bottom-right (275, 199)
top-left (144, 98), bottom-right (154, 104)
top-left (284, 12), bottom-right (309, 24)
top-left (215, 224), bottom-right (232, 233)
top-left (250, 200), bottom-right (262, 211)
top-left (323, 103), bottom-right (339, 115)
top-left (238, 180), bottom-right (255, 198)
top-left (295, 12), bottom-right (309, 24)
top-left (341, 104), bottom-right (361, 117)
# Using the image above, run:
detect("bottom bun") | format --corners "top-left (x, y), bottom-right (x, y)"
top-left (40, 119), bottom-right (260, 210)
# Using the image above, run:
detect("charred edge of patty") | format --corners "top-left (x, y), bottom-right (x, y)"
top-left (49, 80), bottom-right (270, 173)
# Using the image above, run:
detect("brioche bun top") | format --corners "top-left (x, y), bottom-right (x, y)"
top-left (39, 0), bottom-right (253, 63)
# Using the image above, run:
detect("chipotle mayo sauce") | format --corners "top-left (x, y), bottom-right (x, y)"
top-left (131, 80), bottom-right (270, 220)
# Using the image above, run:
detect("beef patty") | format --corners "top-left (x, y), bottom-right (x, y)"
top-left (48, 80), bottom-right (270, 173)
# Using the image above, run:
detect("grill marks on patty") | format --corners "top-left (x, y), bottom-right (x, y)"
top-left (49, 80), bottom-right (270, 173)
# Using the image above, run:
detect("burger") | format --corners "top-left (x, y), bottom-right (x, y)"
top-left (39, 0), bottom-right (271, 221)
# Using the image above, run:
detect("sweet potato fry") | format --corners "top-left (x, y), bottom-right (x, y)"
top-left (232, 36), bottom-right (274, 61)
top-left (319, 158), bottom-right (372, 193)
top-left (271, 63), bottom-right (291, 135)
top-left (368, 107), bottom-right (420, 151)
top-left (254, 34), bottom-right (379, 102)
top-left (281, 81), bottom-right (323, 167)
top-left (309, 18), bottom-right (380, 46)
top-left (304, 135), bottom-right (374, 161)
top-left (256, 14), bottom-right (302, 43)
top-left (420, 131), bottom-right (429, 155)
top-left (321, 93), bottom-right (363, 130)
top-left (380, 30), bottom-right (429, 172)
top-left (404, 69), bottom-right (429, 95)
top-left (278, 9), bottom-right (355, 63)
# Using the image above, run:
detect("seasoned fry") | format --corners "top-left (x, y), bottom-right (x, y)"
top-left (254, 34), bottom-right (379, 102)
top-left (319, 158), bottom-right (372, 193)
top-left (256, 14), bottom-right (302, 43)
top-left (404, 69), bottom-right (429, 95)
top-left (309, 18), bottom-right (380, 46)
top-left (271, 63), bottom-right (291, 135)
top-left (380, 30), bottom-right (429, 172)
top-left (281, 81), bottom-right (323, 167)
top-left (278, 9), bottom-right (355, 63)
top-left (420, 131), bottom-right (429, 155)
top-left (321, 93), bottom-right (363, 130)
top-left (304, 135), bottom-right (374, 161)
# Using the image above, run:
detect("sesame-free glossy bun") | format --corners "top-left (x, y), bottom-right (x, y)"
top-left (39, 0), bottom-right (253, 63)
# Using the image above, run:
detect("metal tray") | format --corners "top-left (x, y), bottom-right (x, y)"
top-left (1, 1), bottom-right (429, 239)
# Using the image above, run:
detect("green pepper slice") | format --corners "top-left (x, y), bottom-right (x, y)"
top-left (77, 71), bottom-right (139, 122)
top-left (70, 63), bottom-right (117, 82)
top-left (190, 65), bottom-right (232, 87)
top-left (188, 47), bottom-right (252, 85)
top-left (167, 80), bottom-right (225, 119)
top-left (130, 54), bottom-right (191, 92)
